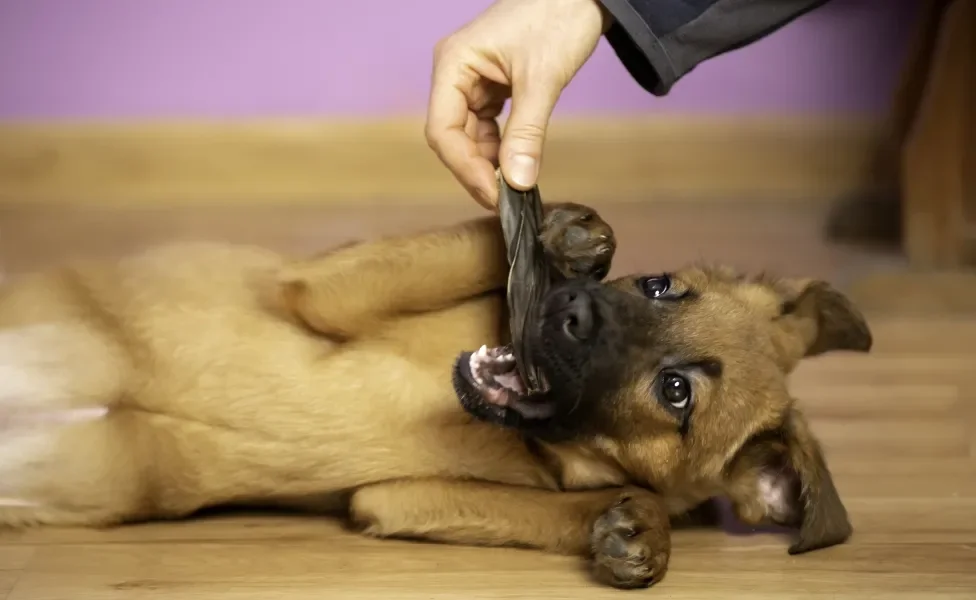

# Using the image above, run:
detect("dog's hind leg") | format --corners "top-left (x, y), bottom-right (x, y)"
top-left (276, 204), bottom-right (615, 341)
top-left (0, 322), bottom-right (144, 527)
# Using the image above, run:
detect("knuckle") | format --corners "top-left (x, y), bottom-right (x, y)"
top-left (432, 37), bottom-right (449, 59)
top-left (508, 121), bottom-right (547, 144)
top-left (432, 35), bottom-right (459, 62)
top-left (423, 123), bottom-right (440, 150)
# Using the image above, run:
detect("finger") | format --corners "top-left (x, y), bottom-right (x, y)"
top-left (463, 110), bottom-right (480, 141)
top-left (426, 75), bottom-right (498, 208)
top-left (499, 77), bottom-right (561, 191)
top-left (475, 117), bottom-right (501, 167)
top-left (466, 112), bottom-right (500, 164)
top-left (474, 82), bottom-right (509, 119)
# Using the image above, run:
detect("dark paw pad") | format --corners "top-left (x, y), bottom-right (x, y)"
top-left (540, 203), bottom-right (616, 281)
top-left (590, 495), bottom-right (671, 589)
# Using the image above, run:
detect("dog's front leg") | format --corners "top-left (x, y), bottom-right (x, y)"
top-left (276, 204), bottom-right (614, 341)
top-left (349, 478), bottom-right (670, 589)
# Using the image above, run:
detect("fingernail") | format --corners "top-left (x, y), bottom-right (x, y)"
top-left (470, 183), bottom-right (493, 210)
top-left (478, 178), bottom-right (498, 210)
top-left (479, 190), bottom-right (497, 210)
top-left (507, 153), bottom-right (538, 188)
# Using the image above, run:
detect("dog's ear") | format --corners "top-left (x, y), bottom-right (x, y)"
top-left (779, 407), bottom-right (852, 554)
top-left (725, 407), bottom-right (852, 555)
top-left (774, 280), bottom-right (872, 365)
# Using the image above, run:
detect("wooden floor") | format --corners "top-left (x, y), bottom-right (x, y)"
top-left (1, 201), bottom-right (975, 599)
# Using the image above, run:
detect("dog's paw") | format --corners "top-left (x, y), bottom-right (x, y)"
top-left (590, 491), bottom-right (671, 589)
top-left (347, 485), bottom-right (396, 538)
top-left (540, 203), bottom-right (615, 281)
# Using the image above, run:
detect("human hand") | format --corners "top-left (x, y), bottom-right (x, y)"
top-left (425, 0), bottom-right (609, 210)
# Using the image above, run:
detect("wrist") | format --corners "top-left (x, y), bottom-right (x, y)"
top-left (591, 0), bottom-right (614, 33)
top-left (562, 0), bottom-right (613, 34)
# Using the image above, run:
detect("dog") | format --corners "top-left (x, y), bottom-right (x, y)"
top-left (0, 202), bottom-right (871, 589)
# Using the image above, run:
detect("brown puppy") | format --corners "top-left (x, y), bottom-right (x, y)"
top-left (0, 203), bottom-right (871, 589)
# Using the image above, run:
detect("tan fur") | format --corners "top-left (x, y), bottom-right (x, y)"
top-left (0, 205), bottom-right (870, 588)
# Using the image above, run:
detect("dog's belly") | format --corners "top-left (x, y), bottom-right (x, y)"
top-left (125, 292), bottom-right (554, 516)
top-left (134, 315), bottom-right (552, 513)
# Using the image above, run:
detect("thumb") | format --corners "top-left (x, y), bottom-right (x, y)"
top-left (500, 79), bottom-right (560, 191)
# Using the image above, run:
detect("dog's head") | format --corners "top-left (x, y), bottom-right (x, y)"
top-left (452, 265), bottom-right (871, 554)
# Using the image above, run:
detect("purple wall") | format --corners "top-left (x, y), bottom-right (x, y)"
top-left (0, 0), bottom-right (917, 120)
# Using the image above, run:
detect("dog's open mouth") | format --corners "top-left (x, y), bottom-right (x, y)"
top-left (467, 344), bottom-right (526, 402)
top-left (453, 344), bottom-right (556, 424)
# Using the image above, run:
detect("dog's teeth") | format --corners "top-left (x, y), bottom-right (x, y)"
top-left (495, 372), bottom-right (525, 394)
top-left (469, 351), bottom-right (489, 388)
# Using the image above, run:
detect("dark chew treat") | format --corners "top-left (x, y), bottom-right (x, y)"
top-left (496, 171), bottom-right (560, 395)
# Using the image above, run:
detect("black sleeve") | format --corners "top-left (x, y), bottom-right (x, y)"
top-left (596, 0), bottom-right (832, 95)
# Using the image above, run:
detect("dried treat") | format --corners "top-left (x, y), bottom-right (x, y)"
top-left (496, 171), bottom-right (557, 395)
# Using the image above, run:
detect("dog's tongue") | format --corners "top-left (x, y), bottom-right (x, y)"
top-left (497, 171), bottom-right (558, 395)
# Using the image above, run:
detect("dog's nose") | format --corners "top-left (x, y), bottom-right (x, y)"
top-left (555, 288), bottom-right (595, 342)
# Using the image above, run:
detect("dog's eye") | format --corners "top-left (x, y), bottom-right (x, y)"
top-left (639, 275), bottom-right (671, 299)
top-left (658, 372), bottom-right (691, 410)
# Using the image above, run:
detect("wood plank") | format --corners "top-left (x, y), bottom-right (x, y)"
top-left (5, 533), bottom-right (974, 600)
top-left (0, 117), bottom-right (889, 206)
top-left (0, 203), bottom-right (973, 599)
